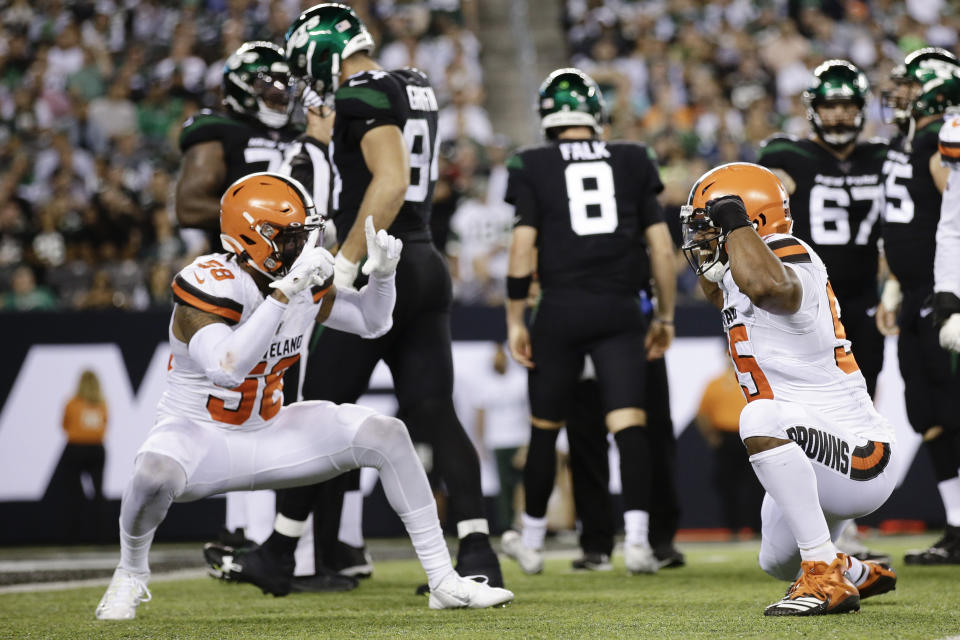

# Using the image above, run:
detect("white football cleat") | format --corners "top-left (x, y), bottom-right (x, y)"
top-left (95, 567), bottom-right (152, 620)
top-left (624, 542), bottom-right (659, 575)
top-left (428, 571), bottom-right (514, 609)
top-left (500, 530), bottom-right (544, 575)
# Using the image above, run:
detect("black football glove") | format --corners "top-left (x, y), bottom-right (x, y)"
top-left (705, 195), bottom-right (752, 235)
top-left (932, 291), bottom-right (960, 330)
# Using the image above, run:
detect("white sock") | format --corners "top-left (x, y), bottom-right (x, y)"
top-left (938, 477), bottom-right (960, 527)
top-left (521, 513), bottom-right (547, 550)
top-left (338, 490), bottom-right (365, 548)
top-left (843, 554), bottom-right (869, 586)
top-left (398, 503), bottom-right (453, 590)
top-left (750, 443), bottom-right (834, 562)
top-left (119, 521), bottom-right (154, 577)
top-left (273, 513), bottom-right (308, 538)
top-left (457, 518), bottom-right (489, 539)
top-left (623, 510), bottom-right (650, 546)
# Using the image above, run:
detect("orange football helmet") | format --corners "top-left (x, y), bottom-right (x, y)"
top-left (680, 162), bottom-right (792, 279)
top-left (219, 172), bottom-right (322, 278)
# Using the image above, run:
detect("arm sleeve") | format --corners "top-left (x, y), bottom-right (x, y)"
top-left (935, 168), bottom-right (960, 298)
top-left (322, 272), bottom-right (396, 339)
top-left (187, 296), bottom-right (287, 388)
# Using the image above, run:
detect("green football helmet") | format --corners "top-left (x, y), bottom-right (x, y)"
top-left (222, 41), bottom-right (295, 129)
top-left (538, 68), bottom-right (606, 138)
top-left (284, 3), bottom-right (375, 98)
top-left (802, 60), bottom-right (869, 148)
top-left (884, 47), bottom-right (960, 128)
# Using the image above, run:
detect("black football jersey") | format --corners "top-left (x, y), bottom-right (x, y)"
top-left (758, 135), bottom-right (887, 301)
top-left (881, 119), bottom-right (944, 295)
top-left (505, 140), bottom-right (665, 295)
top-left (330, 68), bottom-right (439, 244)
top-left (283, 135), bottom-right (332, 218)
top-left (178, 109), bottom-right (299, 192)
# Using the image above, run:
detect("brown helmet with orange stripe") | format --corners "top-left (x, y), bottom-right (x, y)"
top-left (219, 172), bottom-right (323, 279)
top-left (680, 162), bottom-right (792, 281)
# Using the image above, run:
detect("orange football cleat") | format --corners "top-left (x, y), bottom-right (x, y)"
top-left (764, 555), bottom-right (860, 616)
top-left (843, 553), bottom-right (897, 600)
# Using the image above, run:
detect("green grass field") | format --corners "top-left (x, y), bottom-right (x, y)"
top-left (2, 535), bottom-right (959, 640)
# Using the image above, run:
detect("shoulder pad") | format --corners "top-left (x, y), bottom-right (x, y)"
top-left (335, 72), bottom-right (397, 119)
top-left (764, 235), bottom-right (813, 265)
top-left (171, 256), bottom-right (246, 325)
top-left (759, 134), bottom-right (800, 149)
top-left (179, 110), bottom-right (243, 150)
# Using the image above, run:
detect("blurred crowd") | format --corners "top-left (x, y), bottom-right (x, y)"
top-left (1, 0), bottom-right (958, 311)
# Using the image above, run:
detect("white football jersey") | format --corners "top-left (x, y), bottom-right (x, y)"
top-left (718, 234), bottom-right (893, 443)
top-left (936, 113), bottom-right (960, 299)
top-left (159, 253), bottom-right (325, 430)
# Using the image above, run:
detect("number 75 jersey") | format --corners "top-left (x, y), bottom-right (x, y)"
top-left (505, 140), bottom-right (665, 295)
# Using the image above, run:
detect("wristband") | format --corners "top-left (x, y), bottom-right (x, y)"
top-left (507, 275), bottom-right (532, 300)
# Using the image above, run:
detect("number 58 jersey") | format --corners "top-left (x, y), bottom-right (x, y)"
top-left (719, 235), bottom-right (893, 443)
top-left (505, 140), bottom-right (664, 295)
top-left (160, 253), bottom-right (326, 430)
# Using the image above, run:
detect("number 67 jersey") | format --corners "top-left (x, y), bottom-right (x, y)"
top-left (505, 140), bottom-right (664, 295)
top-left (160, 253), bottom-right (325, 430)
top-left (719, 234), bottom-right (893, 444)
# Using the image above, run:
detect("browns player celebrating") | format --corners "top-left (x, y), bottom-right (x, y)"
top-left (204, 3), bottom-right (505, 593)
top-left (94, 173), bottom-right (512, 620)
top-left (681, 163), bottom-right (897, 616)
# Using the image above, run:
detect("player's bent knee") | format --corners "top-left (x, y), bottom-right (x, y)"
top-left (738, 399), bottom-right (787, 442)
top-left (131, 452), bottom-right (187, 502)
top-left (354, 413), bottom-right (412, 453)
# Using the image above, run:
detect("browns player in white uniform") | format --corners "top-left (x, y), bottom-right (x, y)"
top-left (680, 163), bottom-right (897, 616)
top-left (94, 172), bottom-right (512, 620)
top-left (935, 110), bottom-right (960, 353)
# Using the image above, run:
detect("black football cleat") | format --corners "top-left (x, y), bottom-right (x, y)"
top-left (653, 544), bottom-right (686, 569)
top-left (203, 542), bottom-right (295, 596)
top-left (290, 566), bottom-right (359, 593)
top-left (456, 532), bottom-right (505, 588)
top-left (326, 541), bottom-right (374, 579)
top-left (571, 552), bottom-right (612, 571)
top-left (904, 525), bottom-right (960, 565)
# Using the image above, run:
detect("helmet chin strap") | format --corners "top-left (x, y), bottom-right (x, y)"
top-left (256, 99), bottom-right (290, 128)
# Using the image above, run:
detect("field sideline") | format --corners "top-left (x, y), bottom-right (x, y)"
top-left (1, 535), bottom-right (959, 640)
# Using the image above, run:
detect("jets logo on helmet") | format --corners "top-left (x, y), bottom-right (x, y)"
top-left (538, 68), bottom-right (606, 138)
top-left (884, 47), bottom-right (960, 129)
top-left (680, 163), bottom-right (792, 282)
top-left (222, 42), bottom-right (296, 129)
top-left (284, 3), bottom-right (375, 98)
top-left (220, 172), bottom-right (324, 280)
top-left (802, 60), bottom-right (869, 149)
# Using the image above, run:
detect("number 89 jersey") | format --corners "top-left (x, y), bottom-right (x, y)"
top-left (160, 253), bottom-right (325, 431)
top-left (505, 140), bottom-right (664, 295)
top-left (330, 68), bottom-right (439, 244)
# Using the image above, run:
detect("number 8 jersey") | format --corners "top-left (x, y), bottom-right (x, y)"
top-left (719, 234), bottom-right (892, 443)
top-left (505, 140), bottom-right (664, 295)
top-left (161, 253), bottom-right (326, 430)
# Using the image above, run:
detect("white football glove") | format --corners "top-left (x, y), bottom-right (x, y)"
top-left (269, 230), bottom-right (334, 299)
top-left (333, 252), bottom-right (359, 290)
top-left (940, 314), bottom-right (960, 352)
top-left (880, 278), bottom-right (902, 312)
top-left (301, 85), bottom-right (324, 113)
top-left (361, 216), bottom-right (403, 277)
